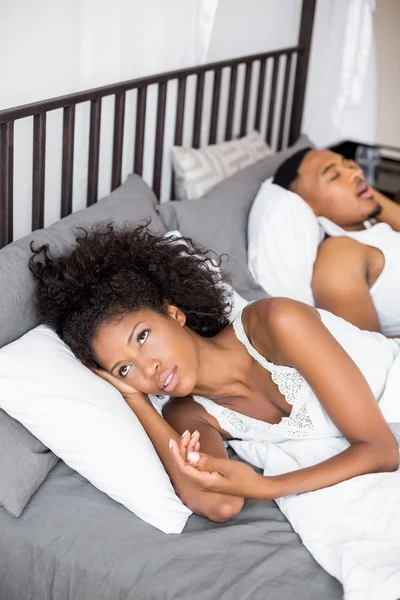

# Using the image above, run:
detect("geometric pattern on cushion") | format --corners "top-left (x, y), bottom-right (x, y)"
top-left (172, 130), bottom-right (271, 201)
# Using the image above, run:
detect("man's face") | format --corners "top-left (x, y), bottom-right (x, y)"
top-left (291, 150), bottom-right (381, 230)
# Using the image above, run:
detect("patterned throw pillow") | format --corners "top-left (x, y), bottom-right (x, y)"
top-left (172, 130), bottom-right (271, 201)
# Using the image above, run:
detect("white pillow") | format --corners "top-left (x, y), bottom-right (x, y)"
top-left (247, 180), bottom-right (323, 305)
top-left (0, 326), bottom-right (191, 534)
top-left (172, 131), bottom-right (271, 201)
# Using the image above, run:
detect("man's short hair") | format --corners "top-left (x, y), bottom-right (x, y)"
top-left (272, 148), bottom-right (312, 190)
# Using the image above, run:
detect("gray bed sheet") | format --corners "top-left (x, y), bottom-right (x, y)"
top-left (0, 459), bottom-right (342, 600)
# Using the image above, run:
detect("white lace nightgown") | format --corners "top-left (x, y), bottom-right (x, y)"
top-left (192, 309), bottom-right (400, 442)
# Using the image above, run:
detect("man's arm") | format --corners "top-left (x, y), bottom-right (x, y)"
top-left (312, 237), bottom-right (381, 332)
top-left (373, 189), bottom-right (400, 232)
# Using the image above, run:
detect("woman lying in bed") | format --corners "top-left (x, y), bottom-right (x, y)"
top-left (29, 223), bottom-right (400, 522)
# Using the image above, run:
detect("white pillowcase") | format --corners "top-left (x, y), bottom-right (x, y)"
top-left (0, 326), bottom-right (191, 534)
top-left (247, 179), bottom-right (323, 305)
top-left (172, 131), bottom-right (271, 201)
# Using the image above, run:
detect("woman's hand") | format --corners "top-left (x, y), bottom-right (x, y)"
top-left (91, 368), bottom-right (149, 409)
top-left (175, 429), bottom-right (201, 461)
top-left (169, 432), bottom-right (268, 501)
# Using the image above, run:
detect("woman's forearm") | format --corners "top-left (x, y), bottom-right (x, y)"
top-left (256, 440), bottom-right (399, 502)
top-left (125, 394), bottom-right (244, 520)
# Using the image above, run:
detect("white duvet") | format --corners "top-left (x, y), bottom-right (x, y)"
top-left (229, 361), bottom-right (400, 600)
top-left (230, 436), bottom-right (400, 600)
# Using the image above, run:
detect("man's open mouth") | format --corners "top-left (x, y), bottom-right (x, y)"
top-left (356, 182), bottom-right (373, 199)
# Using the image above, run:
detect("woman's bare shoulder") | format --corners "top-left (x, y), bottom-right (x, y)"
top-left (242, 298), bottom-right (321, 363)
top-left (243, 297), bottom-right (319, 329)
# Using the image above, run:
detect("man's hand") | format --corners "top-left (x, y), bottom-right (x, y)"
top-left (373, 189), bottom-right (400, 232)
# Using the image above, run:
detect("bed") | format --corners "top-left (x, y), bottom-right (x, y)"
top-left (0, 1), bottom-right (344, 598)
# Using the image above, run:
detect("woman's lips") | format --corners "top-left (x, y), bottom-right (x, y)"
top-left (163, 367), bottom-right (178, 393)
top-left (158, 366), bottom-right (178, 393)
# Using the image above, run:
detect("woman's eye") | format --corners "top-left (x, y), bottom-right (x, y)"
top-left (330, 172), bottom-right (340, 182)
top-left (137, 330), bottom-right (149, 346)
top-left (119, 364), bottom-right (131, 378)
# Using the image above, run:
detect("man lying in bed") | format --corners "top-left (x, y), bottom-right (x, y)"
top-left (272, 148), bottom-right (400, 337)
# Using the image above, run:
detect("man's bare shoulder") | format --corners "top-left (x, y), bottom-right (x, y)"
top-left (318, 235), bottom-right (367, 257)
top-left (313, 236), bottom-right (368, 288)
top-left (317, 235), bottom-right (368, 261)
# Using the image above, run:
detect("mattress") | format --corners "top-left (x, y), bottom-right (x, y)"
top-left (0, 459), bottom-right (342, 600)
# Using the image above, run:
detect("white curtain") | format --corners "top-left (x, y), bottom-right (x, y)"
top-left (303, 0), bottom-right (377, 147)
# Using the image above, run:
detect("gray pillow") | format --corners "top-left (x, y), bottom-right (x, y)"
top-left (0, 410), bottom-right (58, 517)
top-left (0, 172), bottom-right (166, 517)
top-left (157, 134), bottom-right (314, 301)
top-left (0, 173), bottom-right (166, 350)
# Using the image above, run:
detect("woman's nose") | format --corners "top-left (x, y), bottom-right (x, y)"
top-left (140, 357), bottom-right (160, 380)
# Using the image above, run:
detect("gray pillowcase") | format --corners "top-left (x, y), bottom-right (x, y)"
top-left (0, 173), bottom-right (166, 517)
top-left (0, 410), bottom-right (58, 517)
top-left (0, 174), bottom-right (165, 350)
top-left (157, 134), bottom-right (314, 301)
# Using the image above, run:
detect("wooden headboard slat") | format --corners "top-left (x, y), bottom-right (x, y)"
top-left (61, 105), bottom-right (75, 218)
top-left (254, 58), bottom-right (267, 132)
top-left (174, 78), bottom-right (187, 147)
top-left (192, 73), bottom-right (205, 149)
top-left (86, 98), bottom-right (102, 207)
top-left (32, 113), bottom-right (47, 231)
top-left (240, 61), bottom-right (253, 137)
top-left (153, 82), bottom-right (168, 199)
top-left (208, 68), bottom-right (222, 145)
top-left (266, 56), bottom-right (280, 146)
top-left (224, 65), bottom-right (238, 142)
top-left (111, 92), bottom-right (126, 191)
top-left (133, 87), bottom-right (147, 177)
top-left (277, 53), bottom-right (294, 152)
top-left (0, 121), bottom-right (14, 248)
top-left (288, 0), bottom-right (317, 144)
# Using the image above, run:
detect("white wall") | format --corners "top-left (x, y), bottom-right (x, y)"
top-left (206, 0), bottom-right (301, 60)
top-left (374, 0), bottom-right (400, 148)
top-left (0, 0), bottom-right (215, 109)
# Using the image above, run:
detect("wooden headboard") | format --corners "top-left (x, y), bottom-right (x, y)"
top-left (0, 0), bottom-right (316, 248)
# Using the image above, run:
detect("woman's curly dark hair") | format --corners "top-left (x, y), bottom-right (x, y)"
top-left (28, 222), bottom-right (233, 367)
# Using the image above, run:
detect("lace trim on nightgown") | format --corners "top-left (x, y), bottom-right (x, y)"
top-left (193, 310), bottom-right (314, 440)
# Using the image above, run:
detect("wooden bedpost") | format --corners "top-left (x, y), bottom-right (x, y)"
top-left (288, 0), bottom-right (316, 145)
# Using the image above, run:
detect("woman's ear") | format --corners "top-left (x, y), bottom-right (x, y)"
top-left (165, 302), bottom-right (187, 326)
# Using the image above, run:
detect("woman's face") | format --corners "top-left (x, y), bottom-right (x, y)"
top-left (92, 305), bottom-right (199, 397)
